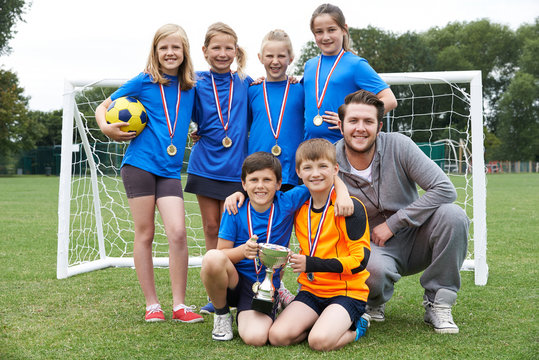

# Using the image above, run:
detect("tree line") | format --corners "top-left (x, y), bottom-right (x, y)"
top-left (294, 18), bottom-right (538, 161)
top-left (1, 2), bottom-right (537, 168)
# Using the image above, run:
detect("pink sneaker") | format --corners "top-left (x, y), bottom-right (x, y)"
top-left (145, 305), bottom-right (165, 322)
top-left (278, 285), bottom-right (295, 311)
top-left (173, 305), bottom-right (204, 323)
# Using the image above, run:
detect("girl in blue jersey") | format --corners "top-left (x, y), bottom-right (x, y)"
top-left (303, 3), bottom-right (398, 143)
top-left (185, 22), bottom-right (253, 253)
top-left (248, 29), bottom-right (304, 192)
top-left (95, 24), bottom-right (203, 324)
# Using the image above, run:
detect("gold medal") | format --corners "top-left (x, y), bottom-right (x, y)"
top-left (252, 281), bottom-right (260, 293)
top-left (222, 136), bottom-right (232, 148)
top-left (313, 115), bottom-right (324, 126)
top-left (271, 144), bottom-right (282, 157)
top-left (263, 79), bottom-right (289, 156)
top-left (159, 83), bottom-right (181, 158)
top-left (167, 144), bottom-right (177, 156)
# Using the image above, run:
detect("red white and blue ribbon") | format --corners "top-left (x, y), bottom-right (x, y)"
top-left (307, 186), bottom-right (335, 257)
top-left (159, 82), bottom-right (181, 141)
top-left (210, 71), bottom-right (234, 134)
top-left (262, 78), bottom-right (290, 143)
top-left (315, 49), bottom-right (345, 113)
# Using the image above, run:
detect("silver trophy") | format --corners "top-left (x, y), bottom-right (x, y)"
top-left (251, 243), bottom-right (290, 315)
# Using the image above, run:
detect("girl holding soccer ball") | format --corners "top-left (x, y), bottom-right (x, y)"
top-left (95, 24), bottom-right (203, 324)
top-left (303, 3), bottom-right (397, 143)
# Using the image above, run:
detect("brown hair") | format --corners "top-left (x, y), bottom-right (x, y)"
top-left (295, 138), bottom-right (337, 169)
top-left (338, 90), bottom-right (385, 128)
top-left (203, 22), bottom-right (248, 80)
top-left (241, 152), bottom-right (282, 182)
top-left (144, 24), bottom-right (195, 90)
top-left (310, 3), bottom-right (353, 53)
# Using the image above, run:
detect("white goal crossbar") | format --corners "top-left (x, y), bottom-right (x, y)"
top-left (57, 71), bottom-right (488, 285)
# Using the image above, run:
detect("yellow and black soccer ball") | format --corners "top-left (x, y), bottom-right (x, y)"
top-left (106, 97), bottom-right (148, 136)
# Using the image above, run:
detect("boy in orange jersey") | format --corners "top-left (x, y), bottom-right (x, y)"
top-left (268, 138), bottom-right (371, 351)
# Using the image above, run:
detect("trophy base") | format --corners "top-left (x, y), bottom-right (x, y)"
top-left (251, 297), bottom-right (274, 315)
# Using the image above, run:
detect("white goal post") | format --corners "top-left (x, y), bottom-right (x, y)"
top-left (57, 70), bottom-right (488, 286)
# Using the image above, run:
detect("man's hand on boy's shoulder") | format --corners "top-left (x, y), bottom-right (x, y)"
top-left (224, 191), bottom-right (246, 215)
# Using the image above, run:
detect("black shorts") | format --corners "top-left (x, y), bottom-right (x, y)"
top-left (293, 291), bottom-right (366, 330)
top-left (226, 274), bottom-right (280, 321)
top-left (184, 173), bottom-right (242, 201)
top-left (121, 165), bottom-right (183, 199)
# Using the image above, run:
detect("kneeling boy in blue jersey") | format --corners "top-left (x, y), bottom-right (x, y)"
top-left (268, 139), bottom-right (371, 351)
top-left (200, 151), bottom-right (352, 345)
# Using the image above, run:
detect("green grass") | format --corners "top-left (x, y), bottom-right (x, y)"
top-left (1, 174), bottom-right (538, 359)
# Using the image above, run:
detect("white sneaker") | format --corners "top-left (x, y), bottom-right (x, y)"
top-left (212, 313), bottom-right (233, 341)
top-left (365, 303), bottom-right (385, 322)
top-left (423, 289), bottom-right (459, 334)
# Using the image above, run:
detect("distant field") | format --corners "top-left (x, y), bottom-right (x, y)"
top-left (0, 173), bottom-right (537, 359)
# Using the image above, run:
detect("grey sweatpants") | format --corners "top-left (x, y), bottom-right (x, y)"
top-left (366, 203), bottom-right (469, 305)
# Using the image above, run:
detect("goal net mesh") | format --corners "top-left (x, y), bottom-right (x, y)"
top-left (59, 72), bottom-right (486, 283)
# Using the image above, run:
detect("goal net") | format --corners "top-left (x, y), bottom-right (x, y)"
top-left (57, 71), bottom-right (488, 285)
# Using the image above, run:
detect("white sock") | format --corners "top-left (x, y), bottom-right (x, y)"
top-left (173, 304), bottom-right (186, 312)
top-left (146, 303), bottom-right (161, 311)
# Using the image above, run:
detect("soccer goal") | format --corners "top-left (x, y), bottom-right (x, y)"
top-left (379, 70), bottom-right (488, 285)
top-left (57, 71), bottom-right (488, 285)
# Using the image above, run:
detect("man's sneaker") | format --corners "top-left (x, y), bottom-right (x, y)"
top-left (200, 301), bottom-right (215, 314)
top-left (366, 303), bottom-right (385, 322)
top-left (423, 289), bottom-right (459, 334)
top-left (212, 312), bottom-right (233, 341)
top-left (277, 285), bottom-right (295, 312)
top-left (172, 304), bottom-right (204, 323)
top-left (355, 313), bottom-right (371, 341)
top-left (145, 304), bottom-right (165, 322)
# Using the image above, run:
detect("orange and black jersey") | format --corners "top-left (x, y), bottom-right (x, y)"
top-left (294, 193), bottom-right (370, 302)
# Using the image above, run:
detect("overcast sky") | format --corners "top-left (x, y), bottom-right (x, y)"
top-left (1, 0), bottom-right (537, 111)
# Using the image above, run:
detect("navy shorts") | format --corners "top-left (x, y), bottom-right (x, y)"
top-left (121, 165), bottom-right (183, 199)
top-left (227, 274), bottom-right (280, 321)
top-left (293, 291), bottom-right (366, 330)
top-left (184, 173), bottom-right (242, 201)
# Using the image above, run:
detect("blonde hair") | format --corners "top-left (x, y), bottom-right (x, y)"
top-left (260, 29), bottom-right (295, 59)
top-left (203, 22), bottom-right (247, 79)
top-left (310, 3), bottom-right (354, 54)
top-left (145, 24), bottom-right (195, 90)
top-left (295, 138), bottom-right (337, 169)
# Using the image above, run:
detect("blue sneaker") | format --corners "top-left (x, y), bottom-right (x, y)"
top-left (200, 301), bottom-right (215, 315)
top-left (355, 313), bottom-right (371, 341)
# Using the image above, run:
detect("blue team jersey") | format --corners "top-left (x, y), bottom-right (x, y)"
top-left (218, 185), bottom-right (310, 286)
top-left (187, 71), bottom-right (253, 182)
top-left (111, 72), bottom-right (194, 179)
top-left (303, 51), bottom-right (389, 143)
top-left (248, 80), bottom-right (304, 186)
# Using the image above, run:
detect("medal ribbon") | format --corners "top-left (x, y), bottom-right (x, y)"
top-left (307, 185), bottom-right (334, 257)
top-left (315, 49), bottom-right (345, 112)
top-left (247, 200), bottom-right (275, 275)
top-left (159, 82), bottom-right (181, 143)
top-left (210, 71), bottom-right (234, 133)
top-left (262, 79), bottom-right (290, 142)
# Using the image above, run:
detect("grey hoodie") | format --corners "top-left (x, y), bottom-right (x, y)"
top-left (335, 132), bottom-right (457, 236)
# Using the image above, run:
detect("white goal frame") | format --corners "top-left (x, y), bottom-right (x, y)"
top-left (57, 70), bottom-right (488, 286)
top-left (380, 70), bottom-right (488, 285)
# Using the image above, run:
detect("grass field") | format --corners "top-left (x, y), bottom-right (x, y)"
top-left (0, 174), bottom-right (537, 359)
